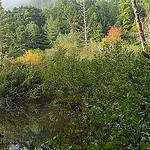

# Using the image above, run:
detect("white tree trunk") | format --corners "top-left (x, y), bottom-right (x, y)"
top-left (83, 1), bottom-right (88, 48)
top-left (132, 0), bottom-right (148, 53)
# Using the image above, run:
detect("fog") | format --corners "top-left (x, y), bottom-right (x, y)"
top-left (2, 0), bottom-right (31, 10)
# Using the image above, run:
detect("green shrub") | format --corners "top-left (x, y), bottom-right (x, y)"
top-left (23, 51), bottom-right (149, 149)
top-left (0, 57), bottom-right (43, 101)
top-left (41, 45), bottom-right (136, 105)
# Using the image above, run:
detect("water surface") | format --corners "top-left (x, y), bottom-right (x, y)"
top-left (0, 98), bottom-right (71, 149)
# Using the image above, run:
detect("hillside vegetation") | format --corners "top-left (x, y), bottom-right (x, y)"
top-left (0, 0), bottom-right (150, 149)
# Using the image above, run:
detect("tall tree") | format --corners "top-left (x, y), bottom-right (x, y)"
top-left (44, 16), bottom-right (60, 47)
top-left (79, 0), bottom-right (97, 49)
top-left (0, 2), bottom-right (3, 58)
top-left (81, 0), bottom-right (88, 48)
top-left (132, 0), bottom-right (147, 53)
top-left (0, 3), bottom-right (10, 56)
top-left (115, 0), bottom-right (135, 38)
top-left (1, 6), bottom-right (47, 56)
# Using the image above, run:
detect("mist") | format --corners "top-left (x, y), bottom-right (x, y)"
top-left (2, 0), bottom-right (31, 10)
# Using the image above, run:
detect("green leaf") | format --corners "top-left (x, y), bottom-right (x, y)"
top-left (68, 122), bottom-right (76, 126)
top-left (67, 104), bottom-right (71, 109)
top-left (75, 129), bottom-right (80, 133)
top-left (39, 136), bottom-right (44, 143)
top-left (128, 72), bottom-right (133, 79)
top-left (105, 142), bottom-right (112, 149)
top-left (142, 51), bottom-right (150, 59)
top-left (120, 104), bottom-right (126, 113)
top-left (75, 129), bottom-right (83, 134)
top-left (89, 136), bottom-right (94, 142)
top-left (74, 119), bottom-right (79, 124)
top-left (111, 115), bottom-right (118, 121)
top-left (134, 133), bottom-right (140, 141)
top-left (66, 138), bottom-right (69, 144)
top-left (49, 140), bottom-right (54, 147)
top-left (72, 144), bottom-right (78, 149)
top-left (63, 87), bottom-right (69, 94)
top-left (64, 127), bottom-right (68, 133)
top-left (106, 114), bottom-right (111, 120)
top-left (76, 94), bottom-right (80, 100)
top-left (22, 142), bottom-right (28, 148)
top-left (68, 129), bottom-right (73, 136)
top-left (121, 136), bottom-right (127, 144)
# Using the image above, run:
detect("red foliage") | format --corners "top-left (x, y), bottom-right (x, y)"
top-left (102, 26), bottom-right (123, 45)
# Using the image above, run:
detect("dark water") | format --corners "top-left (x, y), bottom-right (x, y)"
top-left (0, 98), bottom-right (71, 149)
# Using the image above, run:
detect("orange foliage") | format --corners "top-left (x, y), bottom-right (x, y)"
top-left (101, 26), bottom-right (123, 45)
top-left (17, 50), bottom-right (43, 65)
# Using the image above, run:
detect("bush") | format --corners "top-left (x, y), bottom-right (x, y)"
top-left (41, 45), bottom-right (135, 106)
top-left (17, 50), bottom-right (43, 66)
top-left (101, 26), bottom-right (123, 46)
top-left (0, 56), bottom-right (43, 101)
top-left (24, 51), bottom-right (149, 150)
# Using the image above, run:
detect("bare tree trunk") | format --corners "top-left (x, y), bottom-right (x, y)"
top-left (0, 24), bottom-right (2, 61)
top-left (131, 0), bottom-right (148, 53)
top-left (80, 0), bottom-right (88, 50)
top-left (0, 41), bottom-right (2, 61)
top-left (0, 2), bottom-right (3, 61)
top-left (83, 1), bottom-right (88, 49)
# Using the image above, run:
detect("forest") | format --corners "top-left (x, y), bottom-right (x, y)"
top-left (0, 0), bottom-right (150, 149)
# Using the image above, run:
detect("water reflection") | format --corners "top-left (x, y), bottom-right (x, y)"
top-left (9, 144), bottom-right (27, 150)
top-left (0, 99), bottom-right (71, 149)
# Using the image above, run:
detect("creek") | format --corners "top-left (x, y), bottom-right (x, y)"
top-left (0, 98), bottom-right (71, 149)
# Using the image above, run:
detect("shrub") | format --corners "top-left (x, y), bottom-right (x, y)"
top-left (24, 52), bottom-right (150, 150)
top-left (0, 56), bottom-right (43, 101)
top-left (41, 45), bottom-right (136, 106)
top-left (101, 26), bottom-right (123, 46)
top-left (17, 50), bottom-right (43, 66)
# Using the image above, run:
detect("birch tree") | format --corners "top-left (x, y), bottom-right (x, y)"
top-left (131, 0), bottom-right (148, 53)
top-left (80, 0), bottom-right (88, 50)
top-left (0, 2), bottom-right (3, 59)
top-left (79, 0), bottom-right (97, 50)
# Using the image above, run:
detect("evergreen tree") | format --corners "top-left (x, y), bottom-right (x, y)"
top-left (44, 15), bottom-right (60, 47)
top-left (2, 6), bottom-right (47, 56)
top-left (0, 3), bottom-right (10, 55)
top-left (115, 0), bottom-right (135, 38)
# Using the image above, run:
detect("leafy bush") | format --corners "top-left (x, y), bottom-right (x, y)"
top-left (17, 50), bottom-right (43, 66)
top-left (101, 26), bottom-right (123, 46)
top-left (0, 56), bottom-right (43, 101)
top-left (41, 45), bottom-right (135, 106)
top-left (23, 51), bottom-right (149, 150)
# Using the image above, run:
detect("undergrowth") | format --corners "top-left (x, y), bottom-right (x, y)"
top-left (0, 46), bottom-right (149, 149)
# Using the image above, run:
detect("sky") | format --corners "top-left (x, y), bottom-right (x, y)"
top-left (1, 0), bottom-right (31, 10)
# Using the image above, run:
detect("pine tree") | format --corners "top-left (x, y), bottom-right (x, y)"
top-left (115, 0), bottom-right (135, 38)
top-left (0, 3), bottom-right (10, 56)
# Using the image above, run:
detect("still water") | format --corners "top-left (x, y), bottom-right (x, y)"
top-left (0, 98), bottom-right (71, 149)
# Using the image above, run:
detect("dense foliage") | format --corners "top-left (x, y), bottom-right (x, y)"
top-left (1, 45), bottom-right (149, 149)
top-left (1, 0), bottom-right (149, 57)
top-left (0, 0), bottom-right (150, 149)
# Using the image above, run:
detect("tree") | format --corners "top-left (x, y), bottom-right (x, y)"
top-left (55, 31), bottom-right (80, 56)
top-left (79, 0), bottom-right (97, 50)
top-left (62, 2), bottom-right (80, 33)
top-left (101, 26), bottom-right (123, 46)
top-left (0, 3), bottom-right (10, 56)
top-left (16, 25), bottom-right (27, 49)
top-left (1, 6), bottom-right (47, 56)
top-left (115, 0), bottom-right (135, 38)
top-left (96, 0), bottom-right (117, 35)
top-left (44, 15), bottom-right (60, 47)
top-left (0, 3), bottom-right (4, 58)
top-left (81, 0), bottom-right (88, 48)
top-left (131, 0), bottom-right (148, 53)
